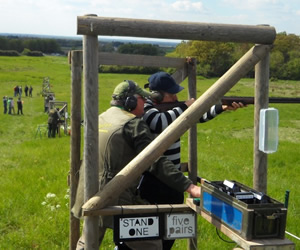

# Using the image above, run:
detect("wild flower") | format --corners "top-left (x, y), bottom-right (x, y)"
top-left (41, 192), bottom-right (61, 213)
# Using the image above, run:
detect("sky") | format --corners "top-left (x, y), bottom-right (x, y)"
top-left (0, 0), bottom-right (300, 40)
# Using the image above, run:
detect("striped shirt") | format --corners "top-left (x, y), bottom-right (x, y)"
top-left (143, 99), bottom-right (224, 169)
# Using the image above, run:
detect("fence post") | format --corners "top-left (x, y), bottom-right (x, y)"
top-left (83, 14), bottom-right (99, 249)
top-left (70, 50), bottom-right (83, 249)
top-left (253, 49), bottom-right (270, 193)
top-left (187, 58), bottom-right (198, 250)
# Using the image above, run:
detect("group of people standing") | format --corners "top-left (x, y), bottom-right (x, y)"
top-left (14, 85), bottom-right (33, 97)
top-left (3, 85), bottom-right (34, 115)
top-left (3, 96), bottom-right (24, 115)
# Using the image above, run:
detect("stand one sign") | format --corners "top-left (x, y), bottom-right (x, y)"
top-left (118, 216), bottom-right (160, 239)
top-left (114, 213), bottom-right (195, 242)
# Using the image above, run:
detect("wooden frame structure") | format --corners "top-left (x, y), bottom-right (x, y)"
top-left (49, 101), bottom-right (69, 135)
top-left (69, 15), bottom-right (294, 249)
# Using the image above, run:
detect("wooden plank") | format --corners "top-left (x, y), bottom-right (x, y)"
top-left (172, 66), bottom-right (188, 85)
top-left (186, 199), bottom-right (295, 250)
top-left (83, 34), bottom-right (99, 250)
top-left (77, 16), bottom-right (276, 44)
top-left (83, 204), bottom-right (192, 216)
top-left (69, 50), bottom-right (82, 250)
top-left (187, 57), bottom-right (198, 250)
top-left (82, 44), bottom-right (272, 212)
top-left (98, 52), bottom-right (185, 68)
top-left (253, 52), bottom-right (270, 193)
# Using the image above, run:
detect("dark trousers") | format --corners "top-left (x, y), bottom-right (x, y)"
top-left (138, 172), bottom-right (185, 250)
top-left (48, 123), bottom-right (57, 138)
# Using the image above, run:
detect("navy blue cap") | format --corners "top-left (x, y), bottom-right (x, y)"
top-left (148, 72), bottom-right (184, 94)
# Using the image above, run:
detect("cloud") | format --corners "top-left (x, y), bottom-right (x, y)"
top-left (171, 1), bottom-right (204, 12)
top-left (222, 0), bottom-right (280, 10)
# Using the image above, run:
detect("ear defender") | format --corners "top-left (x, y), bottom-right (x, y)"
top-left (123, 80), bottom-right (138, 111)
top-left (150, 91), bottom-right (164, 103)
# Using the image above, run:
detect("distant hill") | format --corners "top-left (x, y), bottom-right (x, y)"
top-left (0, 33), bottom-right (180, 48)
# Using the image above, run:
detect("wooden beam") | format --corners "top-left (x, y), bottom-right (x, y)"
top-left (253, 52), bottom-right (270, 193)
top-left (82, 44), bottom-right (272, 213)
top-left (83, 204), bottom-right (192, 216)
top-left (78, 16), bottom-right (276, 44)
top-left (83, 33), bottom-right (99, 250)
top-left (98, 52), bottom-right (186, 68)
top-left (187, 57), bottom-right (198, 250)
top-left (69, 50), bottom-right (82, 250)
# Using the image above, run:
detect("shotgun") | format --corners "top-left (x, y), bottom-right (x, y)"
top-left (153, 96), bottom-right (300, 112)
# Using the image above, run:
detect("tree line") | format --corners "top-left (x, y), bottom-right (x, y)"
top-left (0, 36), bottom-right (63, 55)
top-left (168, 32), bottom-right (300, 80)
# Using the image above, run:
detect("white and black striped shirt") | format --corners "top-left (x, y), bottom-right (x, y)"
top-left (143, 99), bottom-right (224, 169)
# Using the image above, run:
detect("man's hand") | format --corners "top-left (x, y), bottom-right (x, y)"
top-left (186, 184), bottom-right (200, 197)
top-left (222, 101), bottom-right (245, 111)
top-left (185, 98), bottom-right (195, 107)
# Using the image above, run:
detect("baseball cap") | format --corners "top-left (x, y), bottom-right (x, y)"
top-left (147, 72), bottom-right (184, 94)
top-left (112, 80), bottom-right (152, 100)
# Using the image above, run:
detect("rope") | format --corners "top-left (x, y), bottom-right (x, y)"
top-left (286, 231), bottom-right (300, 241)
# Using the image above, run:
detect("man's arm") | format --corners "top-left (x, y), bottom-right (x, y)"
top-left (123, 118), bottom-right (198, 195)
top-left (143, 99), bottom-right (188, 133)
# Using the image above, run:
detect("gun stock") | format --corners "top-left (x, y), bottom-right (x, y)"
top-left (154, 97), bottom-right (300, 112)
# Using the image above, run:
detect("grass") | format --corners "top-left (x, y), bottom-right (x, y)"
top-left (0, 55), bottom-right (299, 249)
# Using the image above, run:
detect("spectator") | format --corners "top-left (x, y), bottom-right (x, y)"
top-left (19, 86), bottom-right (22, 97)
top-left (29, 86), bottom-right (33, 97)
top-left (24, 85), bottom-right (29, 97)
top-left (7, 98), bottom-right (12, 114)
top-left (10, 98), bottom-right (15, 114)
top-left (3, 96), bottom-right (8, 114)
top-left (17, 98), bottom-right (23, 115)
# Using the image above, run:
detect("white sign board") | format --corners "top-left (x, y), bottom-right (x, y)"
top-left (165, 213), bottom-right (196, 239)
top-left (119, 216), bottom-right (160, 239)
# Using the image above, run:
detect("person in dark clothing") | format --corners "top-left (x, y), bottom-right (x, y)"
top-left (29, 86), bottom-right (33, 97)
top-left (140, 71), bottom-right (245, 249)
top-left (3, 96), bottom-right (7, 114)
top-left (24, 85), bottom-right (29, 97)
top-left (17, 98), bottom-right (23, 115)
top-left (48, 108), bottom-right (59, 138)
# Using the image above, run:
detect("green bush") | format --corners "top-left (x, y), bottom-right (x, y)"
top-left (0, 50), bottom-right (20, 56)
top-left (26, 51), bottom-right (44, 57)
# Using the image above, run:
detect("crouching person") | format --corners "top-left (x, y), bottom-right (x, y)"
top-left (71, 80), bottom-right (200, 250)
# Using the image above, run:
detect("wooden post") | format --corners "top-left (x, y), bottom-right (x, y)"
top-left (187, 58), bottom-right (198, 250)
top-left (82, 44), bottom-right (272, 212)
top-left (253, 50), bottom-right (270, 193)
top-left (82, 16), bottom-right (99, 249)
top-left (77, 16), bottom-right (276, 44)
top-left (69, 50), bottom-right (82, 250)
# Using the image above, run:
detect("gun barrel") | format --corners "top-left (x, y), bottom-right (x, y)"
top-left (153, 97), bottom-right (300, 111)
top-left (222, 96), bottom-right (300, 106)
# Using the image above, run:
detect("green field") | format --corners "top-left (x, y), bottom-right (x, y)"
top-left (0, 55), bottom-right (299, 249)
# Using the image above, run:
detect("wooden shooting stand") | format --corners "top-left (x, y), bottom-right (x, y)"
top-left (69, 15), bottom-right (295, 249)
